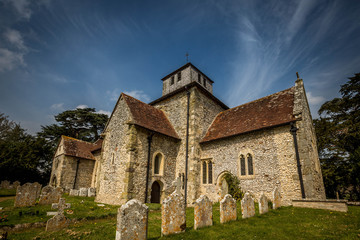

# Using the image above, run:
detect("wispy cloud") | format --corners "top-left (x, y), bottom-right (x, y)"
top-left (124, 90), bottom-right (150, 102)
top-left (0, 48), bottom-right (25, 72)
top-left (106, 88), bottom-right (121, 102)
top-left (2, 0), bottom-right (32, 20)
top-left (50, 103), bottom-right (64, 111)
top-left (306, 92), bottom-right (325, 105)
top-left (76, 104), bottom-right (88, 109)
top-left (4, 29), bottom-right (27, 50)
top-left (97, 109), bottom-right (111, 116)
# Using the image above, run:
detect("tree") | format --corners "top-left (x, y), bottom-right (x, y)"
top-left (38, 108), bottom-right (109, 147)
top-left (314, 73), bottom-right (360, 200)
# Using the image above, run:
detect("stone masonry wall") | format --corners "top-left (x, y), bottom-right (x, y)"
top-left (153, 86), bottom-right (225, 205)
top-left (95, 97), bottom-right (132, 205)
top-left (200, 125), bottom-right (302, 205)
top-left (293, 79), bottom-right (326, 199)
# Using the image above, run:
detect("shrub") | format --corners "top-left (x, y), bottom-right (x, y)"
top-left (224, 173), bottom-right (244, 201)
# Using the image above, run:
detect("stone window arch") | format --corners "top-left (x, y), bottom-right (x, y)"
top-left (152, 152), bottom-right (164, 176)
top-left (201, 159), bottom-right (214, 184)
top-left (238, 150), bottom-right (255, 178)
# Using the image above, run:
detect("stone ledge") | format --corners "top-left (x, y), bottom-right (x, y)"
top-left (292, 199), bottom-right (348, 212)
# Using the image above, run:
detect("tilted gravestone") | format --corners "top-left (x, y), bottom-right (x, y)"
top-left (88, 187), bottom-right (96, 197)
top-left (14, 182), bottom-right (42, 207)
top-left (69, 189), bottom-right (79, 196)
top-left (161, 177), bottom-right (186, 236)
top-left (79, 188), bottom-right (88, 197)
top-left (272, 186), bottom-right (281, 209)
top-left (46, 198), bottom-right (71, 231)
top-left (194, 195), bottom-right (213, 230)
top-left (220, 194), bottom-right (237, 223)
top-left (39, 186), bottom-right (63, 205)
top-left (259, 192), bottom-right (269, 214)
top-left (241, 192), bottom-right (255, 218)
top-left (116, 199), bottom-right (148, 240)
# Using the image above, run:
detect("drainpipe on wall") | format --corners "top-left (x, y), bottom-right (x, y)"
top-left (144, 132), bottom-right (154, 203)
top-left (290, 122), bottom-right (306, 199)
top-left (73, 159), bottom-right (80, 189)
top-left (184, 88), bottom-right (190, 206)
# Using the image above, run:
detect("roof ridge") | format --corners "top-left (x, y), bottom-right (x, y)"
top-left (61, 135), bottom-right (96, 145)
top-left (222, 87), bottom-right (295, 114)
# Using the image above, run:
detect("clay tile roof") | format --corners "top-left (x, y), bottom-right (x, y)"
top-left (201, 87), bottom-right (296, 143)
top-left (62, 136), bottom-right (100, 160)
top-left (122, 93), bottom-right (180, 139)
top-left (91, 138), bottom-right (103, 152)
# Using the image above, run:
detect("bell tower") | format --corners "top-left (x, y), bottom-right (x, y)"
top-left (161, 63), bottom-right (214, 96)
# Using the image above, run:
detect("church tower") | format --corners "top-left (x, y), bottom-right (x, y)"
top-left (161, 62), bottom-right (214, 96)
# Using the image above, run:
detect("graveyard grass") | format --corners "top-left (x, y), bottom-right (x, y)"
top-left (4, 199), bottom-right (360, 240)
top-left (0, 188), bottom-right (16, 197)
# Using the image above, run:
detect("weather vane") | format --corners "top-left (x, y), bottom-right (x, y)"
top-left (186, 52), bottom-right (189, 62)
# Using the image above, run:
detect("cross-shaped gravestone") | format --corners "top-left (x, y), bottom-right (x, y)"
top-left (52, 198), bottom-right (71, 215)
top-left (172, 176), bottom-right (182, 194)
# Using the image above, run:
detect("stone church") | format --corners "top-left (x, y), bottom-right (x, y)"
top-left (49, 62), bottom-right (326, 206)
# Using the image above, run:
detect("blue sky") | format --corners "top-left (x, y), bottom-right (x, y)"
top-left (0, 0), bottom-right (359, 134)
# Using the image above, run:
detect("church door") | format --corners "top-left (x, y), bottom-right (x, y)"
top-left (151, 181), bottom-right (161, 203)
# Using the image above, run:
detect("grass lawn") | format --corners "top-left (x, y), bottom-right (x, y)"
top-left (4, 200), bottom-right (360, 240)
top-left (0, 189), bottom-right (16, 197)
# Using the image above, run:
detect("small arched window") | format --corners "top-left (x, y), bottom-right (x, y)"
top-left (247, 154), bottom-right (253, 175)
top-left (208, 162), bottom-right (213, 184)
top-left (154, 154), bottom-right (161, 175)
top-left (202, 161), bottom-right (207, 184)
top-left (202, 160), bottom-right (213, 185)
top-left (240, 155), bottom-right (246, 176)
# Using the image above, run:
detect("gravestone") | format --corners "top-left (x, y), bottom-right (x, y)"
top-left (79, 188), bottom-right (88, 197)
top-left (259, 192), bottom-right (269, 214)
top-left (116, 199), bottom-right (148, 240)
top-left (0, 180), bottom-right (10, 189)
top-left (194, 195), bottom-right (213, 230)
top-left (14, 182), bottom-right (42, 207)
top-left (69, 189), bottom-right (79, 196)
top-left (46, 198), bottom-right (71, 231)
top-left (219, 178), bottom-right (229, 201)
top-left (272, 187), bottom-right (281, 209)
top-left (39, 186), bottom-right (63, 205)
top-left (34, 182), bottom-right (42, 198)
top-left (12, 181), bottom-right (20, 190)
top-left (241, 192), bottom-right (255, 218)
top-left (88, 187), bottom-right (96, 197)
top-left (161, 177), bottom-right (186, 236)
top-left (220, 194), bottom-right (237, 223)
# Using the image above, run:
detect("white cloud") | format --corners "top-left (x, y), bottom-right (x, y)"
top-left (76, 104), bottom-right (88, 109)
top-left (50, 103), bottom-right (64, 111)
top-left (0, 48), bottom-right (25, 72)
top-left (124, 90), bottom-right (150, 102)
top-left (307, 92), bottom-right (325, 105)
top-left (106, 88), bottom-right (121, 102)
top-left (4, 29), bottom-right (27, 50)
top-left (2, 0), bottom-right (32, 20)
top-left (97, 110), bottom-right (111, 116)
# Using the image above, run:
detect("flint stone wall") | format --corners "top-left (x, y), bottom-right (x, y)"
top-left (161, 192), bottom-right (186, 236)
top-left (194, 195), bottom-right (213, 229)
top-left (241, 193), bottom-right (255, 218)
top-left (14, 182), bottom-right (42, 207)
top-left (116, 199), bottom-right (148, 240)
top-left (39, 186), bottom-right (63, 205)
top-left (220, 194), bottom-right (237, 223)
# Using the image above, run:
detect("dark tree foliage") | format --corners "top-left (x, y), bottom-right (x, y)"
top-left (38, 108), bottom-right (109, 148)
top-left (0, 114), bottom-right (53, 184)
top-left (314, 73), bottom-right (360, 200)
top-left (224, 173), bottom-right (244, 201)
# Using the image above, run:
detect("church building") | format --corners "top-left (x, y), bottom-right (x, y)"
top-left (49, 62), bottom-right (326, 206)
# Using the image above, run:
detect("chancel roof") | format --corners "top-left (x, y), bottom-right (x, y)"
top-left (61, 136), bottom-right (102, 160)
top-left (201, 87), bottom-right (296, 143)
top-left (122, 93), bottom-right (180, 139)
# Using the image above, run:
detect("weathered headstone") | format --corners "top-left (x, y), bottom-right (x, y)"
top-left (116, 199), bottom-right (148, 240)
top-left (79, 188), bottom-right (88, 197)
top-left (88, 187), bottom-right (96, 197)
top-left (161, 177), bottom-right (186, 236)
top-left (241, 192), bottom-right (255, 218)
top-left (14, 182), bottom-right (41, 207)
top-left (259, 192), bottom-right (269, 214)
top-left (0, 180), bottom-right (10, 189)
top-left (34, 182), bottom-right (42, 198)
top-left (194, 195), bottom-right (213, 230)
top-left (69, 189), bottom-right (79, 196)
top-left (46, 198), bottom-right (71, 231)
top-left (12, 181), bottom-right (20, 190)
top-left (39, 186), bottom-right (63, 205)
top-left (220, 194), bottom-right (237, 223)
top-left (272, 186), bottom-right (281, 209)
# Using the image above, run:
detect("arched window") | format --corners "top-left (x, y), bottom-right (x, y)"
top-left (247, 154), bottom-right (253, 175)
top-left (240, 155), bottom-right (246, 176)
top-left (202, 160), bottom-right (213, 184)
top-left (154, 154), bottom-right (161, 175)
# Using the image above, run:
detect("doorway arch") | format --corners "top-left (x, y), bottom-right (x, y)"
top-left (150, 181), bottom-right (162, 203)
top-left (217, 171), bottom-right (230, 201)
